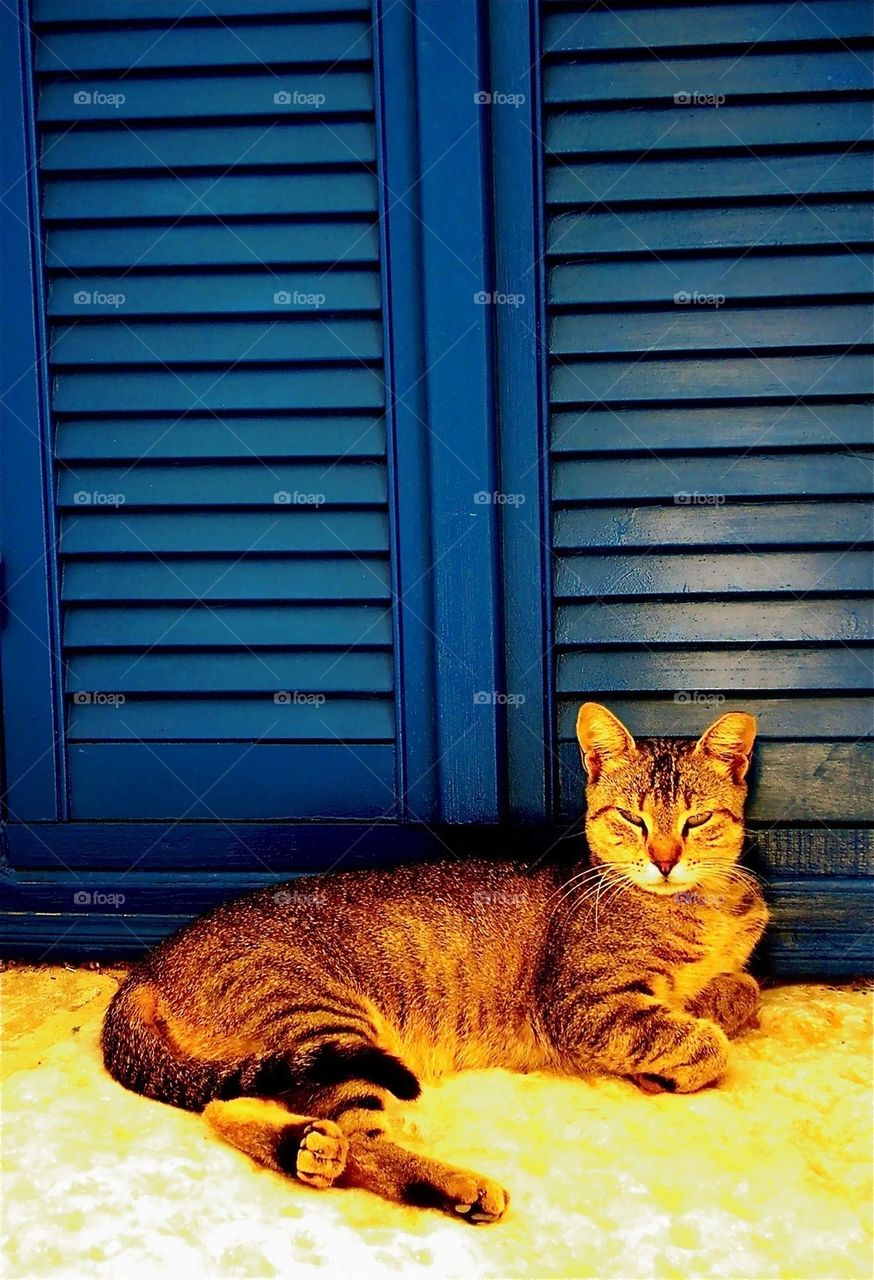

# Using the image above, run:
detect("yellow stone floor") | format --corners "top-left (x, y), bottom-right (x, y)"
top-left (1, 964), bottom-right (871, 1280)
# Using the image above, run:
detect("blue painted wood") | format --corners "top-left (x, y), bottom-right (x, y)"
top-left (56, 417), bottom-right (386, 461)
top-left (63, 557), bottom-right (392, 602)
top-left (547, 152), bottom-right (871, 204)
top-left (64, 603), bottom-right (393, 649)
top-left (546, 51), bottom-right (874, 102)
top-left (35, 19), bottom-right (373, 71)
top-left (411, 0), bottom-right (502, 822)
top-left (556, 600), bottom-right (872, 645)
top-left (552, 306), bottom-right (873, 355)
top-left (42, 122), bottom-right (376, 171)
top-left (5, 0), bottom-right (417, 828)
top-left (51, 320), bottom-right (383, 367)
top-left (35, 0), bottom-right (369, 20)
top-left (549, 204), bottom-right (874, 257)
top-left (66, 651), bottom-right (393, 694)
top-left (557, 648), bottom-right (873, 694)
top-left (548, 102), bottom-right (872, 153)
top-left (557, 697), bottom-right (874, 742)
top-left (489, 0), bottom-right (554, 821)
top-left (47, 222), bottom-right (380, 270)
top-left (68, 697), bottom-right (395, 743)
top-left (553, 454), bottom-right (873, 500)
top-left (553, 502), bottom-right (874, 549)
top-left (48, 272), bottom-right (380, 315)
top-left (57, 462), bottom-right (387, 507)
top-left (38, 71), bottom-right (374, 121)
top-left (551, 256), bottom-right (873, 305)
top-left (543, 3), bottom-right (873, 50)
top-left (0, 0), bottom-right (65, 819)
top-left (372, 0), bottom-right (439, 820)
top-left (552, 404), bottom-right (874, 453)
top-left (60, 510), bottom-right (390, 555)
top-left (54, 369), bottom-right (386, 415)
top-left (555, 551), bottom-right (874, 599)
top-left (44, 173), bottom-right (377, 221)
top-left (552, 355), bottom-right (871, 403)
top-left (66, 744), bottom-right (398, 820)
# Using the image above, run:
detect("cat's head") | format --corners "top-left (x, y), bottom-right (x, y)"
top-left (576, 701), bottom-right (756, 895)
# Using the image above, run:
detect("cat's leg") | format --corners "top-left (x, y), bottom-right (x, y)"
top-left (341, 1132), bottom-right (509, 1224)
top-left (687, 972), bottom-right (760, 1038)
top-left (203, 1097), bottom-right (348, 1189)
top-left (551, 992), bottom-right (730, 1093)
top-left (307, 1078), bottom-right (509, 1224)
top-left (205, 1080), bottom-right (509, 1222)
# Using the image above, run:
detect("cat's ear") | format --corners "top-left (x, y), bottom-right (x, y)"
top-left (576, 702), bottom-right (636, 782)
top-left (694, 712), bottom-right (757, 781)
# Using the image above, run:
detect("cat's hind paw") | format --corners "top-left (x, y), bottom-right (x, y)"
top-left (406, 1168), bottom-right (510, 1224)
top-left (292, 1119), bottom-right (349, 1189)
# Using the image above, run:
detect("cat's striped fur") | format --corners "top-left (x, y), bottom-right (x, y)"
top-left (102, 705), bottom-right (768, 1223)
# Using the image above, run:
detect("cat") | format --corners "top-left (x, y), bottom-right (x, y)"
top-left (101, 703), bottom-right (768, 1224)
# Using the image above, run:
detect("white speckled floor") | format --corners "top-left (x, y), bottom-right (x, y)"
top-left (1, 965), bottom-right (871, 1280)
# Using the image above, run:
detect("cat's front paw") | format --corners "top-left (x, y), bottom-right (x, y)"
top-left (635, 1021), bottom-right (730, 1094)
top-left (690, 972), bottom-right (761, 1039)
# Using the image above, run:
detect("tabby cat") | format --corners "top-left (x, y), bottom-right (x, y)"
top-left (102, 703), bottom-right (768, 1224)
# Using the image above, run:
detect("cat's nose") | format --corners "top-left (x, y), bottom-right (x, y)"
top-left (646, 836), bottom-right (683, 877)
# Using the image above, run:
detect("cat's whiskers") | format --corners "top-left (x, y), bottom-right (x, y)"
top-left (555, 865), bottom-right (622, 928)
top-left (546, 864), bottom-right (611, 921)
top-left (593, 866), bottom-right (637, 932)
top-left (697, 860), bottom-right (761, 890)
top-left (594, 871), bottom-right (636, 928)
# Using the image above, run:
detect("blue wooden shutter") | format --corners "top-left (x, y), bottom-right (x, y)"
top-left (538, 1), bottom-right (873, 967)
top-left (33, 0), bottom-right (400, 820)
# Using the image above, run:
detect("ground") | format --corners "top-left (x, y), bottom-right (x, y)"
top-left (1, 964), bottom-right (871, 1280)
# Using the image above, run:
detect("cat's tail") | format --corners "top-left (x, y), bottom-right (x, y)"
top-left (101, 977), bottom-right (247, 1110)
top-left (102, 977), bottom-right (422, 1114)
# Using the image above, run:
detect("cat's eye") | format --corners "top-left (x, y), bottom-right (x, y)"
top-left (616, 808), bottom-right (647, 830)
top-left (684, 811), bottom-right (713, 831)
